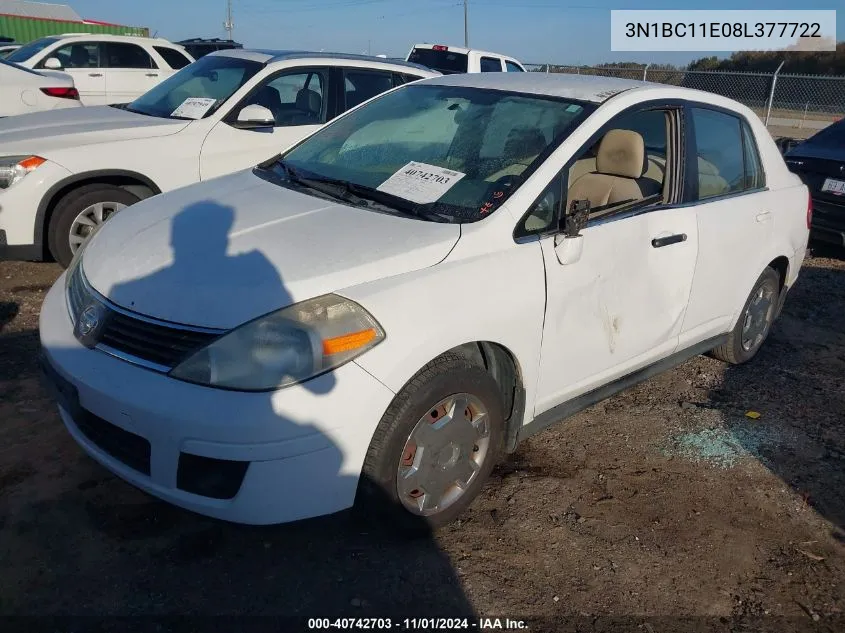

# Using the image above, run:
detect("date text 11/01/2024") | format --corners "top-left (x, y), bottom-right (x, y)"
top-left (624, 22), bottom-right (822, 39)
top-left (307, 618), bottom-right (528, 630)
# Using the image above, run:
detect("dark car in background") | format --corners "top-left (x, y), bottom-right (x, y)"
top-left (784, 119), bottom-right (845, 248)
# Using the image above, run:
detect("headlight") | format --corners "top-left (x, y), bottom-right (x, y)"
top-left (169, 294), bottom-right (385, 391)
top-left (0, 156), bottom-right (46, 189)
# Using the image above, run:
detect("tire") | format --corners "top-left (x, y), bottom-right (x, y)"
top-left (48, 184), bottom-right (140, 268)
top-left (711, 267), bottom-right (781, 365)
top-left (356, 353), bottom-right (505, 533)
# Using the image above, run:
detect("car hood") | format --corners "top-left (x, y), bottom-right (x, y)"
top-left (0, 105), bottom-right (190, 154)
top-left (82, 171), bottom-right (461, 329)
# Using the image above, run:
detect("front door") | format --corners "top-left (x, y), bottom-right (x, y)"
top-left (522, 105), bottom-right (700, 414)
top-left (45, 41), bottom-right (106, 105)
top-left (199, 68), bottom-right (329, 181)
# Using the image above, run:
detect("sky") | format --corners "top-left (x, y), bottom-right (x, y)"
top-left (66, 0), bottom-right (844, 66)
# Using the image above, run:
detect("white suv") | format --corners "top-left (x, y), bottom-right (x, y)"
top-left (5, 34), bottom-right (194, 105)
top-left (0, 50), bottom-right (437, 267)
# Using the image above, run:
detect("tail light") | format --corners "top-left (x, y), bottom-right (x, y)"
top-left (807, 192), bottom-right (813, 230)
top-left (432, 45), bottom-right (448, 51)
top-left (40, 87), bottom-right (80, 100)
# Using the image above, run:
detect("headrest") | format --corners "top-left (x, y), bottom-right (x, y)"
top-left (504, 127), bottom-right (547, 159)
top-left (596, 129), bottom-right (645, 179)
top-left (296, 88), bottom-right (321, 115)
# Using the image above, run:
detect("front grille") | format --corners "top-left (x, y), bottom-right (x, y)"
top-left (67, 262), bottom-right (224, 370)
top-left (74, 409), bottom-right (151, 476)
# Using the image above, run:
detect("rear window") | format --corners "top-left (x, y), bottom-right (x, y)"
top-left (407, 47), bottom-right (468, 74)
top-left (155, 46), bottom-right (192, 69)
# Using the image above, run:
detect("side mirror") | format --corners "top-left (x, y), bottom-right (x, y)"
top-left (234, 104), bottom-right (275, 129)
top-left (43, 57), bottom-right (63, 70)
top-left (554, 199), bottom-right (590, 266)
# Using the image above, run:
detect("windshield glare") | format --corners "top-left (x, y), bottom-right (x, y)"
top-left (126, 54), bottom-right (262, 119)
top-left (276, 84), bottom-right (591, 223)
top-left (6, 37), bottom-right (58, 63)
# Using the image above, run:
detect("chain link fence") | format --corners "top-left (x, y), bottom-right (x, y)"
top-left (524, 64), bottom-right (845, 138)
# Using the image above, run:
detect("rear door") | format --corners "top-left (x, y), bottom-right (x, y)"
top-left (40, 41), bottom-right (105, 105)
top-left (200, 66), bottom-right (331, 180)
top-left (680, 105), bottom-right (775, 343)
top-left (103, 42), bottom-right (160, 103)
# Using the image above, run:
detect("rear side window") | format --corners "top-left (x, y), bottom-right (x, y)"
top-left (742, 122), bottom-right (765, 190)
top-left (505, 61), bottom-right (524, 72)
top-left (691, 108), bottom-right (745, 200)
top-left (154, 46), bottom-right (192, 69)
top-left (104, 42), bottom-right (156, 69)
top-left (407, 47), bottom-right (468, 74)
top-left (480, 57), bottom-right (502, 72)
top-left (343, 70), bottom-right (394, 110)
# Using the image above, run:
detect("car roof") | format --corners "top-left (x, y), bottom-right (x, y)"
top-left (416, 71), bottom-right (684, 104)
top-left (208, 48), bottom-right (436, 73)
top-left (49, 33), bottom-right (184, 47)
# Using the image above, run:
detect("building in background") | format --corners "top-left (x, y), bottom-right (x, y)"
top-left (0, 0), bottom-right (147, 43)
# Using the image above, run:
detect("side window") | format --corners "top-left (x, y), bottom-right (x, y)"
top-left (47, 42), bottom-right (101, 69)
top-left (691, 107), bottom-right (744, 200)
top-left (516, 174), bottom-right (564, 237)
top-left (565, 109), bottom-right (670, 217)
top-left (104, 43), bottom-right (156, 69)
top-left (393, 72), bottom-right (423, 86)
top-left (505, 61), bottom-right (524, 72)
top-left (240, 70), bottom-right (327, 126)
top-left (480, 56), bottom-right (503, 72)
top-left (742, 122), bottom-right (765, 190)
top-left (343, 70), bottom-right (394, 110)
top-left (154, 46), bottom-right (191, 69)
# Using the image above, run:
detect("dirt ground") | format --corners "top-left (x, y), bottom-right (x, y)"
top-left (1, 246), bottom-right (843, 632)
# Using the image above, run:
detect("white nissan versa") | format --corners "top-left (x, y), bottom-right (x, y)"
top-left (40, 73), bottom-right (810, 529)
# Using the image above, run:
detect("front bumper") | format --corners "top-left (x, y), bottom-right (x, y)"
top-left (39, 277), bottom-right (396, 525)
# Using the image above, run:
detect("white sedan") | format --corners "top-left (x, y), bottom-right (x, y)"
top-left (0, 59), bottom-right (81, 117)
top-left (0, 49), bottom-right (437, 267)
top-left (40, 72), bottom-right (810, 530)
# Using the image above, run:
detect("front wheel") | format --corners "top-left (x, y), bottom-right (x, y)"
top-left (356, 353), bottom-right (505, 532)
top-left (48, 184), bottom-right (140, 268)
top-left (711, 267), bottom-right (781, 365)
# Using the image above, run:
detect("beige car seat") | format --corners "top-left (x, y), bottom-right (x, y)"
top-left (567, 129), bottom-right (661, 211)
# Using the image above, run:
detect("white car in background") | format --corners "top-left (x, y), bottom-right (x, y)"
top-left (0, 44), bottom-right (20, 57)
top-left (407, 43), bottom-right (526, 73)
top-left (0, 58), bottom-right (81, 116)
top-left (40, 73), bottom-right (809, 530)
top-left (0, 49), bottom-right (437, 266)
top-left (5, 34), bottom-right (194, 105)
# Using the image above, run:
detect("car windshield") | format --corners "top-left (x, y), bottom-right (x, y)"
top-left (124, 54), bottom-right (262, 120)
top-left (263, 83), bottom-right (593, 223)
top-left (6, 37), bottom-right (59, 63)
top-left (804, 119), bottom-right (845, 148)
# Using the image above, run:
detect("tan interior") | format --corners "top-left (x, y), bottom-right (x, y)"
top-left (566, 130), bottom-right (662, 212)
top-left (697, 156), bottom-right (730, 198)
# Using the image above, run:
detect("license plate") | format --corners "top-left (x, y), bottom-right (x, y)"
top-left (821, 178), bottom-right (845, 196)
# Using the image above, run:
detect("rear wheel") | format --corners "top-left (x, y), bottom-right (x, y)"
top-left (48, 184), bottom-right (140, 268)
top-left (711, 267), bottom-right (780, 364)
top-left (356, 353), bottom-right (505, 532)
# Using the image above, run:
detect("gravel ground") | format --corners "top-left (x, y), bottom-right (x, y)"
top-left (0, 246), bottom-right (843, 632)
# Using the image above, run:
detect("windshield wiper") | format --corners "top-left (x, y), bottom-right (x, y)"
top-left (272, 161), bottom-right (454, 223)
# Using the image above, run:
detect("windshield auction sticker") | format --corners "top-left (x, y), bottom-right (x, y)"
top-left (611, 10), bottom-right (836, 51)
top-left (376, 162), bottom-right (466, 204)
top-left (171, 97), bottom-right (217, 119)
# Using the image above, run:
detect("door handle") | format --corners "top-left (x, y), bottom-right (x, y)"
top-left (651, 233), bottom-right (687, 248)
top-left (88, 73), bottom-right (103, 77)
top-left (145, 73), bottom-right (159, 77)
top-left (755, 211), bottom-right (772, 223)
